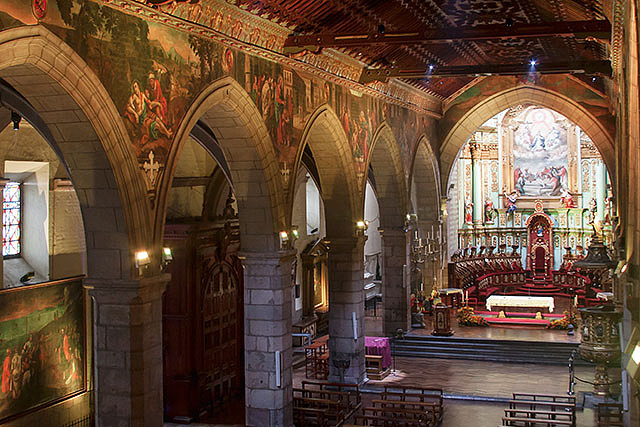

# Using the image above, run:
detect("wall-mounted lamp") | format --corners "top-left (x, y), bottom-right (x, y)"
top-left (135, 250), bottom-right (151, 275)
top-left (161, 247), bottom-right (173, 268)
top-left (279, 230), bottom-right (289, 248)
top-left (355, 220), bottom-right (368, 236)
top-left (291, 226), bottom-right (299, 240)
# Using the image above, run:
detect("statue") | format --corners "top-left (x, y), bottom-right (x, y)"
top-left (604, 186), bottom-right (614, 224)
top-left (464, 199), bottom-right (473, 224)
top-left (588, 198), bottom-right (597, 224)
top-left (561, 190), bottom-right (576, 208)
top-left (505, 190), bottom-right (518, 214)
top-left (484, 200), bottom-right (497, 224)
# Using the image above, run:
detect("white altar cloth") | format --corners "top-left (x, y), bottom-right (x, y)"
top-left (486, 295), bottom-right (555, 313)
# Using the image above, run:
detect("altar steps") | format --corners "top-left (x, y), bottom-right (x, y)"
top-left (392, 334), bottom-right (591, 365)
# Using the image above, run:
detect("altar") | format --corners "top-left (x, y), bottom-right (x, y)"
top-left (486, 295), bottom-right (555, 313)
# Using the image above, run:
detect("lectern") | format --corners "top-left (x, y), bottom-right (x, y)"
top-left (432, 304), bottom-right (453, 336)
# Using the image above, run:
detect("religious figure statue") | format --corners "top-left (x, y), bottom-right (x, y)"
top-left (561, 190), bottom-right (576, 208)
top-left (588, 198), bottom-right (597, 224)
top-left (505, 190), bottom-right (519, 214)
top-left (604, 186), bottom-right (614, 224)
top-left (464, 200), bottom-right (473, 224)
top-left (484, 200), bottom-right (497, 224)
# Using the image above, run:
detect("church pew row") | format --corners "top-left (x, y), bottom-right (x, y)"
top-left (502, 392), bottom-right (576, 427)
top-left (293, 380), bottom-right (362, 426)
top-left (596, 402), bottom-right (624, 426)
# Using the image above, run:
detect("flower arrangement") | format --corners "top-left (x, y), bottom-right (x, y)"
top-left (457, 306), bottom-right (488, 327)
top-left (546, 310), bottom-right (577, 330)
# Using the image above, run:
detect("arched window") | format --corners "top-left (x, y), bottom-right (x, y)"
top-left (2, 181), bottom-right (21, 257)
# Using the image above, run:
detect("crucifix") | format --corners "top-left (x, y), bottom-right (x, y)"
top-left (143, 150), bottom-right (160, 185)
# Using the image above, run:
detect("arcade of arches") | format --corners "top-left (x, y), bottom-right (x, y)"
top-left (0, 0), bottom-right (638, 426)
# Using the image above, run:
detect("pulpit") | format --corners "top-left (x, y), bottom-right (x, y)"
top-left (432, 304), bottom-right (453, 336)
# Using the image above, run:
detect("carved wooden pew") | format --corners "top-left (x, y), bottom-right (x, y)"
top-left (382, 386), bottom-right (443, 421)
top-left (503, 392), bottom-right (576, 427)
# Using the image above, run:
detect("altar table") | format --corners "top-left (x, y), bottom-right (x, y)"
top-left (486, 295), bottom-right (555, 313)
top-left (365, 336), bottom-right (391, 369)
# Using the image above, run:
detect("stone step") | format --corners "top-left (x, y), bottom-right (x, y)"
top-left (392, 334), bottom-right (591, 365)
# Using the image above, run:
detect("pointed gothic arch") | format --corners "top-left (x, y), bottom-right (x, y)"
top-left (158, 76), bottom-right (285, 251)
top-left (440, 86), bottom-right (615, 195)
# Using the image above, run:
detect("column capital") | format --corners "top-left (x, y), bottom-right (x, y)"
top-left (239, 249), bottom-right (296, 264)
top-left (85, 273), bottom-right (170, 304)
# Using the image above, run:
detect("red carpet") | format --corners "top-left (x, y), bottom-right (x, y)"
top-left (483, 317), bottom-right (550, 327)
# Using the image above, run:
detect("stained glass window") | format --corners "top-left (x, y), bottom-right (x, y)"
top-left (3, 182), bottom-right (20, 257)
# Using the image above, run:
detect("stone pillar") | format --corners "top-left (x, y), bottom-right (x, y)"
top-left (382, 229), bottom-right (410, 336)
top-left (242, 250), bottom-right (294, 427)
top-left (327, 236), bottom-right (366, 384)
top-left (596, 161), bottom-right (607, 222)
top-left (470, 143), bottom-right (483, 225)
top-left (87, 273), bottom-right (169, 427)
top-left (0, 178), bottom-right (8, 288)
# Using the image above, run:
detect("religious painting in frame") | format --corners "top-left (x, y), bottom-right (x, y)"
top-left (512, 107), bottom-right (569, 197)
top-left (0, 277), bottom-right (85, 423)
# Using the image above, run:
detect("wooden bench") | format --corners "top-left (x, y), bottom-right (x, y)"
top-left (512, 393), bottom-right (576, 404)
top-left (505, 393), bottom-right (576, 427)
top-left (301, 380), bottom-right (362, 419)
top-left (381, 386), bottom-right (443, 423)
top-left (293, 406), bottom-right (328, 426)
top-left (352, 413), bottom-right (432, 426)
top-left (596, 403), bottom-right (624, 426)
top-left (361, 407), bottom-right (434, 426)
top-left (293, 396), bottom-right (345, 425)
top-left (372, 399), bottom-right (439, 425)
top-left (502, 416), bottom-right (573, 426)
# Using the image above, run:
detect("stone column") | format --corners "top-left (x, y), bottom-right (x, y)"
top-left (381, 229), bottom-right (410, 336)
top-left (0, 178), bottom-right (8, 288)
top-left (242, 250), bottom-right (295, 427)
top-left (470, 143), bottom-right (483, 225)
top-left (327, 236), bottom-right (365, 384)
top-left (87, 273), bottom-right (169, 427)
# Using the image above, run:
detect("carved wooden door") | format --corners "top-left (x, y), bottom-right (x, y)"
top-left (200, 257), bottom-right (242, 413)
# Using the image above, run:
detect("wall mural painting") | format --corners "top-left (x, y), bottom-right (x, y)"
top-left (0, 0), bottom-right (433, 193)
top-left (513, 108), bottom-right (568, 197)
top-left (0, 278), bottom-right (85, 423)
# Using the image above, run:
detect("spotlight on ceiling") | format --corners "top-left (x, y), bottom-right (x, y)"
top-left (428, 64), bottom-right (434, 71)
top-left (529, 59), bottom-right (538, 67)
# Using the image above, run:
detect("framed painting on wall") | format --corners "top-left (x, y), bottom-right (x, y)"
top-left (0, 277), bottom-right (85, 423)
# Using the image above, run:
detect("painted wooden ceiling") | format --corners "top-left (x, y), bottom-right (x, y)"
top-left (228, 0), bottom-right (610, 99)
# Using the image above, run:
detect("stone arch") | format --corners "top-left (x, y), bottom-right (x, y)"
top-left (0, 25), bottom-right (149, 279)
top-left (365, 123), bottom-right (409, 227)
top-left (409, 136), bottom-right (441, 223)
top-left (440, 86), bottom-right (615, 193)
top-left (293, 104), bottom-right (360, 237)
top-left (366, 122), bottom-right (410, 334)
top-left (293, 104), bottom-right (365, 384)
top-left (157, 76), bottom-right (285, 251)
top-left (157, 76), bottom-right (293, 424)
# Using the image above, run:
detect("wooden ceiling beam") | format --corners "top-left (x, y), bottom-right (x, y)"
top-left (284, 20), bottom-right (611, 53)
top-left (359, 60), bottom-right (612, 83)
